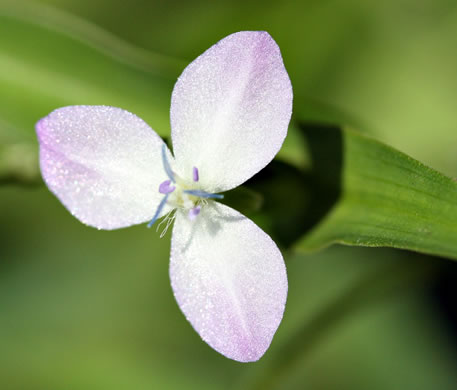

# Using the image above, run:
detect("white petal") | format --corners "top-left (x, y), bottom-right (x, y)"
top-left (36, 106), bottom-right (170, 230)
top-left (170, 202), bottom-right (288, 362)
top-left (170, 31), bottom-right (293, 192)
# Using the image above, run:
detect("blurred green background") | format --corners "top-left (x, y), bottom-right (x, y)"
top-left (1, 0), bottom-right (457, 389)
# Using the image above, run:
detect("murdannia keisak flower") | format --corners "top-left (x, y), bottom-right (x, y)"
top-left (36, 31), bottom-right (293, 362)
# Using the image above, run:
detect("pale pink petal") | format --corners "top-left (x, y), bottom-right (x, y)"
top-left (170, 202), bottom-right (288, 362)
top-left (170, 31), bottom-right (293, 192)
top-left (36, 106), bottom-right (170, 230)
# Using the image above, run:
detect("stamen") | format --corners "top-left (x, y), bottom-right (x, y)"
top-left (147, 194), bottom-right (169, 228)
top-left (193, 167), bottom-right (199, 182)
top-left (159, 180), bottom-right (175, 194)
top-left (157, 209), bottom-right (176, 237)
top-left (183, 189), bottom-right (224, 199)
top-left (188, 206), bottom-right (201, 220)
top-left (160, 212), bottom-right (176, 238)
top-left (161, 144), bottom-right (175, 183)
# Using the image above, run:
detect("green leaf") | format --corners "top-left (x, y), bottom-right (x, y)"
top-left (0, 1), bottom-right (182, 140)
top-left (0, 1), bottom-right (186, 186)
top-left (293, 123), bottom-right (457, 260)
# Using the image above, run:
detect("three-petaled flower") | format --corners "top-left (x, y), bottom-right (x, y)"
top-left (36, 31), bottom-right (293, 362)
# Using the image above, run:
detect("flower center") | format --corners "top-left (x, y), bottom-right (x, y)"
top-left (147, 144), bottom-right (223, 229)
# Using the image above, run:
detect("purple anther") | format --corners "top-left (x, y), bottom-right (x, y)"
top-left (159, 180), bottom-right (176, 194)
top-left (188, 206), bottom-right (201, 220)
top-left (193, 167), bottom-right (199, 182)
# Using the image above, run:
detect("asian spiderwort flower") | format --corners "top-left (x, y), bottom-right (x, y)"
top-left (35, 31), bottom-right (292, 362)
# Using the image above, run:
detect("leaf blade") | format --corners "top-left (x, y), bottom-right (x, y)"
top-left (0, 1), bottom-right (181, 139)
top-left (295, 124), bottom-right (457, 260)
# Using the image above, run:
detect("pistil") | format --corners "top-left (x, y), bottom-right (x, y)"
top-left (148, 143), bottom-right (224, 229)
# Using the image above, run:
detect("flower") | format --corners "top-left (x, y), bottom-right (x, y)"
top-left (35, 31), bottom-right (293, 362)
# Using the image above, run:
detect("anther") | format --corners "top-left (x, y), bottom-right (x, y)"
top-left (159, 180), bottom-right (175, 194)
top-left (188, 206), bottom-right (201, 220)
top-left (193, 167), bottom-right (199, 182)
